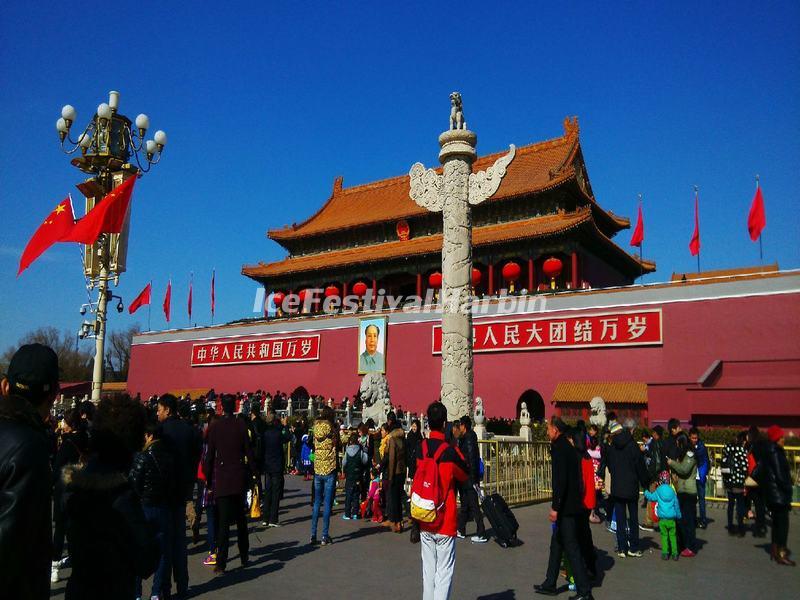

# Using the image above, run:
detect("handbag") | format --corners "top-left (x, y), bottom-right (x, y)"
top-left (745, 461), bottom-right (762, 487)
top-left (744, 475), bottom-right (759, 488)
top-left (249, 484), bottom-right (262, 518)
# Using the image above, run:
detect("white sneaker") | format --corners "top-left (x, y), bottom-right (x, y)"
top-left (456, 532), bottom-right (466, 539)
top-left (50, 566), bottom-right (60, 584)
top-left (470, 535), bottom-right (489, 543)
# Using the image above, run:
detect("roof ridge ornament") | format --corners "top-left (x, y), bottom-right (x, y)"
top-left (333, 176), bottom-right (343, 195)
top-left (563, 115), bottom-right (579, 136)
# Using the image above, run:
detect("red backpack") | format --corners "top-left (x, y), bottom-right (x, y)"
top-left (410, 439), bottom-right (448, 524)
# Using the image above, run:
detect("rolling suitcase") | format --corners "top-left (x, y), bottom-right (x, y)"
top-left (480, 490), bottom-right (520, 547)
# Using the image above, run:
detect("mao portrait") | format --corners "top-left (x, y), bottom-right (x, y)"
top-left (358, 317), bottom-right (386, 374)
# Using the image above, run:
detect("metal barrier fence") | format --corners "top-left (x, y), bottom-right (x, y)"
top-left (475, 440), bottom-right (800, 508)
top-left (704, 443), bottom-right (800, 508)
top-left (477, 439), bottom-right (552, 505)
top-left (286, 437), bottom-right (800, 509)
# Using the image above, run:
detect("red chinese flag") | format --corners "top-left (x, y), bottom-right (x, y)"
top-left (18, 197), bottom-right (75, 276)
top-left (188, 278), bottom-right (193, 320)
top-left (211, 270), bottom-right (216, 317)
top-left (630, 204), bottom-right (644, 247)
top-left (747, 186), bottom-right (766, 241)
top-left (61, 176), bottom-right (136, 244)
top-left (128, 282), bottom-right (152, 314)
top-left (689, 194), bottom-right (701, 256)
top-left (163, 279), bottom-right (172, 323)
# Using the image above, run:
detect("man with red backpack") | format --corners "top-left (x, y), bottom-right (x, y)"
top-left (411, 401), bottom-right (468, 600)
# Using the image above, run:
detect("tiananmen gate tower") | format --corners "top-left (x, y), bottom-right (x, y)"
top-left (127, 118), bottom-right (800, 429)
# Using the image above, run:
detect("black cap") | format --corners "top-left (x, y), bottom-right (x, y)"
top-left (7, 344), bottom-right (59, 396)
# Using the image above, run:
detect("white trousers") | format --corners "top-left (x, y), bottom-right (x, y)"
top-left (420, 531), bottom-right (456, 600)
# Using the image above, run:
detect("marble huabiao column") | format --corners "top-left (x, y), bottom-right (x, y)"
top-left (408, 93), bottom-right (515, 419)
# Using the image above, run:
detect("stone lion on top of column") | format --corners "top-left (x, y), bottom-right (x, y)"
top-left (449, 92), bottom-right (465, 130)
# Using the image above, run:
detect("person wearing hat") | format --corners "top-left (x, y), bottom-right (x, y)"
top-left (0, 343), bottom-right (59, 599)
top-left (761, 425), bottom-right (795, 566)
top-left (605, 419), bottom-right (649, 559)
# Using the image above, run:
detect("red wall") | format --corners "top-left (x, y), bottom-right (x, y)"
top-left (128, 290), bottom-right (800, 425)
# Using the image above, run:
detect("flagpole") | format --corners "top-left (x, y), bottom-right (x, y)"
top-left (638, 193), bottom-right (644, 284)
top-left (68, 194), bottom-right (94, 307)
top-left (756, 174), bottom-right (763, 264)
top-left (694, 186), bottom-right (701, 273)
top-left (211, 268), bottom-right (215, 326)
top-left (189, 271), bottom-right (194, 327)
top-left (147, 280), bottom-right (152, 332)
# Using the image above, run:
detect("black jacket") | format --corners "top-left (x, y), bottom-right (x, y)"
top-left (457, 429), bottom-right (481, 486)
top-left (550, 434), bottom-right (583, 516)
top-left (53, 429), bottom-right (88, 487)
top-left (160, 416), bottom-right (202, 503)
top-left (662, 434), bottom-right (680, 464)
top-left (261, 421), bottom-right (291, 474)
top-left (63, 460), bottom-right (158, 600)
top-left (646, 437), bottom-right (663, 477)
top-left (406, 429), bottom-right (422, 477)
top-left (129, 439), bottom-right (176, 506)
top-left (249, 416), bottom-right (268, 471)
top-left (759, 441), bottom-right (793, 507)
top-left (605, 430), bottom-right (649, 500)
top-left (0, 394), bottom-right (52, 600)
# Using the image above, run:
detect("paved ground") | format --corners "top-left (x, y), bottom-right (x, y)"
top-left (51, 477), bottom-right (800, 599)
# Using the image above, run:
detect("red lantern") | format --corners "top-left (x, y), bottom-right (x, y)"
top-left (428, 272), bottom-right (442, 289)
top-left (324, 285), bottom-right (340, 298)
top-left (542, 257), bottom-right (563, 279)
top-left (352, 281), bottom-right (368, 297)
top-left (272, 291), bottom-right (285, 307)
top-left (298, 288), bottom-right (311, 303)
top-left (502, 261), bottom-right (521, 282)
top-left (471, 268), bottom-right (482, 286)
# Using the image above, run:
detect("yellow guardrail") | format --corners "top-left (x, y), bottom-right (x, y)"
top-left (477, 439), bottom-right (552, 505)
top-left (286, 436), bottom-right (800, 509)
top-left (704, 443), bottom-right (800, 508)
top-left (475, 440), bottom-right (800, 508)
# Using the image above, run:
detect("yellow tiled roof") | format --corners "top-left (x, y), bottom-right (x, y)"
top-left (551, 381), bottom-right (648, 405)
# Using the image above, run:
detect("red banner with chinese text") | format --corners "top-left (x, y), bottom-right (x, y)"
top-left (432, 309), bottom-right (662, 354)
top-left (191, 334), bottom-right (320, 366)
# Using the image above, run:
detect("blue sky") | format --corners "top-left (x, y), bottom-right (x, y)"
top-left (1, 1), bottom-right (798, 353)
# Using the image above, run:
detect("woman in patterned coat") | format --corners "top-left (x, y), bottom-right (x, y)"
top-left (721, 431), bottom-right (749, 536)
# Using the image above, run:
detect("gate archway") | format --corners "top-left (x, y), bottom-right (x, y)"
top-left (516, 389), bottom-right (545, 422)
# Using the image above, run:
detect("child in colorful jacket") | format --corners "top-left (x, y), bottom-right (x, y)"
top-left (644, 479), bottom-right (682, 560)
top-left (365, 467), bottom-right (384, 522)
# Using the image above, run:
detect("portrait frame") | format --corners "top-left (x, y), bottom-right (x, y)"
top-left (357, 316), bottom-right (387, 375)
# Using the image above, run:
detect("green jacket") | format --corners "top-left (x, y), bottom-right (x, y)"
top-left (669, 451), bottom-right (697, 496)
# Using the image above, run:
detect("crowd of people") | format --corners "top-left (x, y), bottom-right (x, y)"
top-left (0, 342), bottom-right (796, 600)
top-left (534, 413), bottom-right (796, 600)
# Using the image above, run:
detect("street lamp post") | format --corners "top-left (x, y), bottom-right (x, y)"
top-left (57, 90), bottom-right (167, 401)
